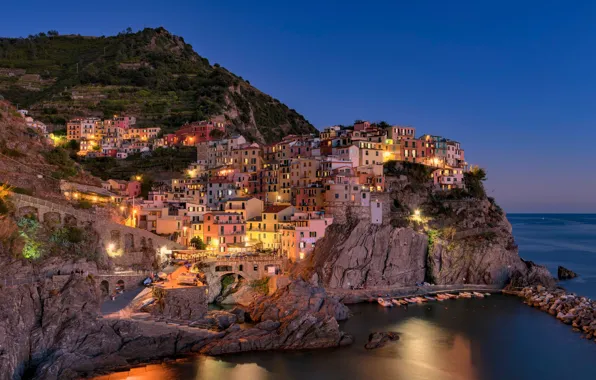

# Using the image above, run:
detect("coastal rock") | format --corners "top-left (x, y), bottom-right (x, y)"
top-left (249, 279), bottom-right (351, 322)
top-left (198, 279), bottom-right (353, 355)
top-left (311, 220), bottom-right (554, 290)
top-left (199, 312), bottom-right (350, 355)
top-left (189, 310), bottom-right (239, 331)
top-left (364, 331), bottom-right (400, 349)
top-left (219, 281), bottom-right (261, 306)
top-left (558, 266), bottom-right (578, 280)
top-left (311, 221), bottom-right (428, 289)
top-left (509, 286), bottom-right (596, 342)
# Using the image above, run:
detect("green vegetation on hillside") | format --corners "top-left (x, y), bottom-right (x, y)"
top-left (80, 146), bottom-right (197, 180)
top-left (0, 27), bottom-right (316, 142)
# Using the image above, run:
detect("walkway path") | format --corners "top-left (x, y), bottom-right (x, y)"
top-left (101, 286), bottom-right (145, 315)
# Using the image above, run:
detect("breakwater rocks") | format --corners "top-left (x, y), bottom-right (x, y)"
top-left (507, 286), bottom-right (596, 341)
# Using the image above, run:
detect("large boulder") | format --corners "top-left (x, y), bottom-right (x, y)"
top-left (558, 266), bottom-right (578, 280)
top-left (364, 331), bottom-right (400, 350)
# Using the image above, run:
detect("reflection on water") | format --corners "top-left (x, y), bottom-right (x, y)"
top-left (392, 319), bottom-right (476, 380)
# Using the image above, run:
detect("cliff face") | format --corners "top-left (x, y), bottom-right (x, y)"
top-left (312, 221), bottom-right (428, 289)
top-left (309, 163), bottom-right (553, 290)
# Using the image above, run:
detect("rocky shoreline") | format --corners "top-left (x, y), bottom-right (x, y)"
top-left (505, 286), bottom-right (596, 342)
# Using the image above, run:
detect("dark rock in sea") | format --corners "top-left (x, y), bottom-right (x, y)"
top-left (364, 331), bottom-right (400, 350)
top-left (558, 266), bottom-right (578, 280)
top-left (508, 260), bottom-right (556, 289)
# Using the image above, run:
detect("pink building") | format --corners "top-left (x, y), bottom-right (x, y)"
top-left (280, 212), bottom-right (333, 261)
top-left (432, 168), bottom-right (465, 190)
top-left (112, 116), bottom-right (136, 129)
top-left (203, 212), bottom-right (246, 253)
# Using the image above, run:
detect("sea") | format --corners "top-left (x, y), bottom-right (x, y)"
top-left (133, 214), bottom-right (596, 380)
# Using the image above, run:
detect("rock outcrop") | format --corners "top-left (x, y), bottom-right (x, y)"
top-left (199, 279), bottom-right (352, 355)
top-left (311, 221), bottom-right (427, 289)
top-left (364, 331), bottom-right (400, 350)
top-left (0, 267), bottom-right (351, 379)
top-left (558, 266), bottom-right (578, 280)
top-left (249, 278), bottom-right (351, 322)
top-left (310, 173), bottom-right (554, 290)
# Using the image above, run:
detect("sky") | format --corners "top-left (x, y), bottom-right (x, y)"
top-left (2, 0), bottom-right (596, 212)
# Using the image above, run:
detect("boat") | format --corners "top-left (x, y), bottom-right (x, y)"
top-left (459, 292), bottom-right (472, 298)
top-left (377, 298), bottom-right (393, 307)
top-left (472, 292), bottom-right (485, 298)
top-left (405, 298), bottom-right (417, 304)
top-left (484, 293), bottom-right (491, 296)
top-left (391, 299), bottom-right (404, 306)
top-left (444, 293), bottom-right (457, 298)
top-left (424, 296), bottom-right (437, 301)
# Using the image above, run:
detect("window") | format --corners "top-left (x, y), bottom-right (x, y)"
top-left (253, 264), bottom-right (258, 271)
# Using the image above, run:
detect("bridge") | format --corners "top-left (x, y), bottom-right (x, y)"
top-left (11, 193), bottom-right (184, 269)
top-left (203, 257), bottom-right (286, 281)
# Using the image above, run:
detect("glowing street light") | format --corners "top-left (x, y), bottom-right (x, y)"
top-left (108, 243), bottom-right (115, 251)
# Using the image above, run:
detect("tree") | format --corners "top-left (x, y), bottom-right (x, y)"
top-left (464, 165), bottom-right (487, 198)
top-left (190, 236), bottom-right (206, 250)
top-left (209, 128), bottom-right (225, 140)
top-left (47, 30), bottom-right (59, 37)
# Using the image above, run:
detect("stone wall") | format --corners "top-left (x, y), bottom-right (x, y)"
top-left (152, 286), bottom-right (209, 321)
top-left (11, 193), bottom-right (184, 270)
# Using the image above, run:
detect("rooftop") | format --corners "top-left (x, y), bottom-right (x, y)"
top-left (263, 205), bottom-right (292, 214)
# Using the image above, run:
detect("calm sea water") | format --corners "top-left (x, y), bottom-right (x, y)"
top-left (135, 214), bottom-right (596, 380)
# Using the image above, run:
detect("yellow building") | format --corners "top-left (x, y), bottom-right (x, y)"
top-left (247, 205), bottom-right (294, 251)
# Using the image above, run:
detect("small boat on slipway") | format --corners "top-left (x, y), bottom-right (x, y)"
top-left (377, 298), bottom-right (393, 307)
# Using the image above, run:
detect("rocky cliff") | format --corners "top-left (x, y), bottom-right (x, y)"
top-left (308, 162), bottom-right (554, 290)
top-left (0, 259), bottom-right (351, 379)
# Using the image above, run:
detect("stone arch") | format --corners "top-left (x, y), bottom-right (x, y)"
top-left (63, 214), bottom-right (78, 227)
top-left (100, 280), bottom-right (110, 297)
top-left (238, 264), bottom-right (243, 272)
top-left (17, 206), bottom-right (38, 220)
top-left (140, 237), bottom-right (147, 249)
top-left (124, 233), bottom-right (134, 251)
top-left (43, 211), bottom-right (61, 228)
top-left (116, 279), bottom-right (125, 291)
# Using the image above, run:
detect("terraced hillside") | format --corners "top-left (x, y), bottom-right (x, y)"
top-left (0, 27), bottom-right (317, 143)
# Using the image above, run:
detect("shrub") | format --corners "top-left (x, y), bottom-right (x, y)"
top-left (190, 236), bottom-right (206, 250)
top-left (74, 200), bottom-right (93, 209)
top-left (464, 166), bottom-right (487, 198)
top-left (250, 277), bottom-right (270, 294)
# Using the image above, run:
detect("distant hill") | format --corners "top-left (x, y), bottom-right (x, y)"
top-left (0, 27), bottom-right (317, 143)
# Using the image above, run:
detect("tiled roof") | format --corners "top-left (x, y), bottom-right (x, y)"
top-left (263, 205), bottom-right (292, 213)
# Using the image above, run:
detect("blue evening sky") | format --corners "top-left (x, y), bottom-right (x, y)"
top-left (2, 0), bottom-right (595, 213)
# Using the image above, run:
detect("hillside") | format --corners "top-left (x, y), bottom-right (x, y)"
top-left (0, 100), bottom-right (99, 203)
top-left (0, 27), bottom-right (317, 143)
